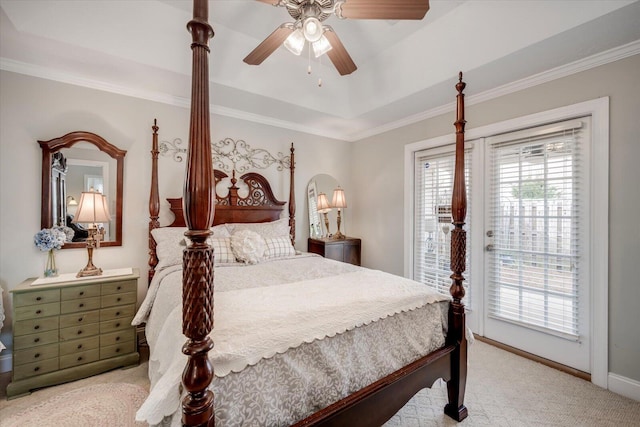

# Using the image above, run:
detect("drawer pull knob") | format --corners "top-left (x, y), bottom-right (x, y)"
top-left (77, 356), bottom-right (83, 361)
top-left (117, 286), bottom-right (122, 290)
top-left (77, 344), bottom-right (83, 349)
top-left (34, 325), bottom-right (40, 330)
top-left (79, 291), bottom-right (84, 296)
top-left (34, 338), bottom-right (40, 343)
top-left (79, 303), bottom-right (84, 308)
top-left (115, 348), bottom-right (121, 353)
top-left (77, 330), bottom-right (83, 335)
top-left (115, 312), bottom-right (120, 316)
top-left (117, 297), bottom-right (122, 302)
top-left (115, 323), bottom-right (121, 328)
top-left (34, 367), bottom-right (40, 372)
top-left (34, 353), bottom-right (40, 358)
top-left (36, 310), bottom-right (42, 315)
top-left (36, 296), bottom-right (42, 301)
top-left (78, 317), bottom-right (83, 322)
top-left (116, 336), bottom-right (120, 341)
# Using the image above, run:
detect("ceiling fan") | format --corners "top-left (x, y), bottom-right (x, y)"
top-left (243, 0), bottom-right (430, 76)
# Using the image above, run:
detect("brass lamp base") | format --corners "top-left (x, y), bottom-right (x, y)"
top-left (77, 245), bottom-right (103, 278)
top-left (77, 264), bottom-right (103, 278)
top-left (334, 209), bottom-right (345, 239)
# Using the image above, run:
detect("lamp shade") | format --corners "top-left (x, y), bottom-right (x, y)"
top-left (316, 192), bottom-right (331, 213)
top-left (74, 191), bottom-right (110, 224)
top-left (303, 17), bottom-right (323, 42)
top-left (312, 34), bottom-right (332, 58)
top-left (284, 29), bottom-right (305, 56)
top-left (332, 187), bottom-right (347, 209)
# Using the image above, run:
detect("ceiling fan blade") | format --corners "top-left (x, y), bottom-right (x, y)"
top-left (256, 0), bottom-right (281, 5)
top-left (324, 30), bottom-right (357, 76)
top-left (339, 0), bottom-right (429, 20)
top-left (243, 26), bottom-right (294, 65)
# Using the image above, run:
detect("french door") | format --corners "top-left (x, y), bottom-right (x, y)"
top-left (412, 117), bottom-right (592, 372)
top-left (483, 118), bottom-right (591, 372)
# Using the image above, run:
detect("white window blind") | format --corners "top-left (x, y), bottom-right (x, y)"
top-left (486, 118), bottom-right (588, 339)
top-left (414, 145), bottom-right (472, 303)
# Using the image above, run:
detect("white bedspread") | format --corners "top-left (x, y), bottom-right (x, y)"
top-left (134, 255), bottom-right (450, 426)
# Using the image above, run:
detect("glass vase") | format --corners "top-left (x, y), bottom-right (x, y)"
top-left (44, 249), bottom-right (58, 277)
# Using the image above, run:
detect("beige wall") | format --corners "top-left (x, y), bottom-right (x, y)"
top-left (351, 54), bottom-right (640, 382)
top-left (0, 71), bottom-right (352, 361)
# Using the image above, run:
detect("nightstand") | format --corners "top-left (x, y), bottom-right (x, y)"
top-left (308, 237), bottom-right (361, 266)
top-left (7, 268), bottom-right (140, 398)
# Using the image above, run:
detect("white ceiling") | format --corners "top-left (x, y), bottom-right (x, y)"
top-left (1, 0), bottom-right (639, 141)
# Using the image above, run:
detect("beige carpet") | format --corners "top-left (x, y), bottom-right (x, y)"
top-left (1, 342), bottom-right (639, 426)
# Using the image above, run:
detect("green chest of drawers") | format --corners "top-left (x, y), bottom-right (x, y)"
top-left (7, 269), bottom-right (140, 398)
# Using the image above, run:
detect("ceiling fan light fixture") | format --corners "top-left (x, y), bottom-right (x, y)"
top-left (312, 34), bottom-right (332, 58)
top-left (283, 28), bottom-right (305, 55)
top-left (302, 16), bottom-right (323, 42)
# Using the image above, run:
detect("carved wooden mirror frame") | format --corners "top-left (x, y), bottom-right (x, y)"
top-left (39, 131), bottom-right (126, 248)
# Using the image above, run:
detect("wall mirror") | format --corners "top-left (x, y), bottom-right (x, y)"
top-left (307, 174), bottom-right (341, 239)
top-left (39, 131), bottom-right (126, 249)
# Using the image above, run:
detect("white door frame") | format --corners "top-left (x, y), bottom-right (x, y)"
top-left (404, 97), bottom-right (609, 388)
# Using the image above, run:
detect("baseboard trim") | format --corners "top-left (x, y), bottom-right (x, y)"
top-left (0, 353), bottom-right (11, 373)
top-left (474, 335), bottom-right (591, 381)
top-left (608, 373), bottom-right (640, 402)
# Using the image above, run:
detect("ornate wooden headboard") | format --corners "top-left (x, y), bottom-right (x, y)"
top-left (166, 170), bottom-right (287, 227)
top-left (147, 120), bottom-right (296, 282)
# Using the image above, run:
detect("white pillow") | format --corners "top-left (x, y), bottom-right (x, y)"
top-left (225, 218), bottom-right (290, 239)
top-left (151, 225), bottom-right (231, 270)
top-left (230, 229), bottom-right (267, 265)
top-left (209, 237), bottom-right (236, 264)
top-left (151, 227), bottom-right (188, 271)
top-left (265, 235), bottom-right (296, 259)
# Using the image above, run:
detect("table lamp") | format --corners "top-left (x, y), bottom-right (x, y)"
top-left (73, 191), bottom-right (110, 277)
top-left (332, 186), bottom-right (347, 239)
top-left (316, 192), bottom-right (332, 238)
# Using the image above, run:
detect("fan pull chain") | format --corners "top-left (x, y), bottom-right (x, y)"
top-left (308, 44), bottom-right (312, 75)
top-left (318, 53), bottom-right (323, 87)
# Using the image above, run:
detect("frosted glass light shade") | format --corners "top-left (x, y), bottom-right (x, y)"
top-left (312, 34), bottom-right (332, 58)
top-left (303, 17), bottom-right (323, 42)
top-left (74, 191), bottom-right (110, 223)
top-left (284, 29), bottom-right (305, 56)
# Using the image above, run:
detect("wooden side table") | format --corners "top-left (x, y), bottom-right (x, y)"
top-left (308, 237), bottom-right (361, 266)
top-left (7, 268), bottom-right (140, 398)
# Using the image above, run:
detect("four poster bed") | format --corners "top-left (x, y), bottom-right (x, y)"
top-left (134, 1), bottom-right (469, 426)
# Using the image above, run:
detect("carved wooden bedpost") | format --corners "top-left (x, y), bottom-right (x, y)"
top-left (289, 143), bottom-right (296, 245)
top-left (149, 119), bottom-right (160, 284)
top-left (182, 1), bottom-right (215, 426)
top-left (444, 72), bottom-right (469, 422)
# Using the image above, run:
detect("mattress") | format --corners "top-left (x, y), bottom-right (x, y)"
top-left (133, 254), bottom-right (450, 426)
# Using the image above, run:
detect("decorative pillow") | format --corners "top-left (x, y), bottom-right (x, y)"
top-left (265, 235), bottom-right (296, 259)
top-left (209, 237), bottom-right (236, 264)
top-left (210, 224), bottom-right (231, 238)
top-left (151, 227), bottom-right (188, 271)
top-left (225, 218), bottom-right (290, 239)
top-left (230, 229), bottom-right (267, 265)
top-left (151, 225), bottom-right (231, 271)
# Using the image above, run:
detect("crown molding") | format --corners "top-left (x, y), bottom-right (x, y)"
top-left (0, 57), bottom-right (345, 141)
top-left (346, 39), bottom-right (640, 142)
top-left (2, 39), bottom-right (639, 142)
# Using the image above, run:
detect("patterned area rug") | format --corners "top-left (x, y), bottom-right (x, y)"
top-left (0, 383), bottom-right (148, 427)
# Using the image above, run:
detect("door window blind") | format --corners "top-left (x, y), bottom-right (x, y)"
top-left (414, 145), bottom-right (472, 303)
top-left (486, 118), bottom-right (588, 339)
